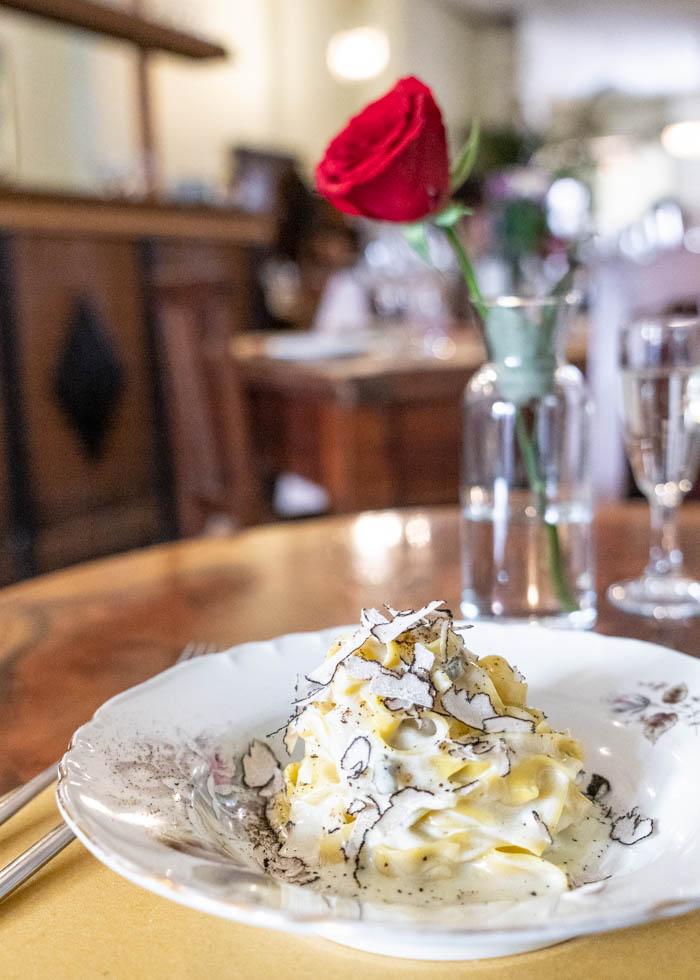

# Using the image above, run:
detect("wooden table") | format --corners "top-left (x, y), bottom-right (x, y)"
top-left (1, 500), bottom-right (698, 795)
top-left (233, 331), bottom-right (588, 514)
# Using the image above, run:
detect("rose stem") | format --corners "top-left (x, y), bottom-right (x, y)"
top-left (443, 226), bottom-right (487, 320)
top-left (514, 411), bottom-right (579, 613)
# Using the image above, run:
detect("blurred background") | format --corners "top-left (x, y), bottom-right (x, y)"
top-left (1, 0), bottom-right (699, 585)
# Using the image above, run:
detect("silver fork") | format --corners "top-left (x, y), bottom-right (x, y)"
top-left (0, 642), bottom-right (219, 902)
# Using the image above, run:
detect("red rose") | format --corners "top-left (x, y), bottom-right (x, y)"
top-left (316, 77), bottom-right (450, 223)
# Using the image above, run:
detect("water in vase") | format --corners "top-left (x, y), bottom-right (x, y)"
top-left (460, 488), bottom-right (596, 629)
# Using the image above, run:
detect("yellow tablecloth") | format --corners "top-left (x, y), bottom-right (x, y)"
top-left (1, 788), bottom-right (698, 979)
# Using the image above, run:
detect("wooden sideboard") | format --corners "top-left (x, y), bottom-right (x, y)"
top-left (233, 332), bottom-right (589, 515)
top-left (0, 190), bottom-right (274, 584)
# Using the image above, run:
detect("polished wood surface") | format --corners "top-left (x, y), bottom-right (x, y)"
top-left (0, 0), bottom-right (226, 58)
top-left (0, 500), bottom-right (698, 794)
top-left (233, 332), bottom-right (588, 514)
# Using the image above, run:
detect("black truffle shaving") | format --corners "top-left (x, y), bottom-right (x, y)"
top-left (232, 748), bottom-right (318, 887)
top-left (293, 672), bottom-right (322, 701)
top-left (532, 809), bottom-right (553, 845)
top-left (259, 770), bottom-right (284, 798)
top-left (242, 740), bottom-right (281, 789)
top-left (352, 789), bottom-right (437, 885)
top-left (366, 787), bottom-right (436, 839)
top-left (292, 680), bottom-right (324, 706)
top-left (450, 779), bottom-right (478, 795)
top-left (467, 739), bottom-right (495, 755)
top-left (497, 739), bottom-right (512, 777)
top-left (352, 838), bottom-right (368, 888)
top-left (304, 629), bottom-right (371, 687)
top-left (342, 796), bottom-right (380, 875)
top-left (384, 604), bottom-right (416, 618)
top-left (610, 807), bottom-right (654, 845)
top-left (482, 715), bottom-right (536, 734)
top-left (441, 689), bottom-right (495, 729)
top-left (361, 607), bottom-right (390, 629)
top-left (266, 698), bottom-right (311, 739)
top-left (340, 736), bottom-right (372, 778)
top-left (266, 712), bottom-right (298, 738)
top-left (252, 844), bottom-right (319, 886)
top-left (585, 773), bottom-right (612, 801)
top-left (383, 697), bottom-right (413, 712)
top-left (370, 600), bottom-right (448, 644)
top-left (412, 641), bottom-right (435, 677)
top-left (351, 826), bottom-right (374, 887)
top-left (344, 654), bottom-right (434, 708)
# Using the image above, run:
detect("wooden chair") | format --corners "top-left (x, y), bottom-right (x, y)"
top-left (150, 242), bottom-right (262, 537)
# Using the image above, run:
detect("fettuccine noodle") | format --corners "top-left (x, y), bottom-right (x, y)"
top-left (270, 603), bottom-right (596, 902)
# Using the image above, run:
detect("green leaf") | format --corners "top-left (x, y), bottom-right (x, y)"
top-left (434, 203), bottom-right (472, 228)
top-left (449, 119), bottom-right (480, 191)
top-left (402, 221), bottom-right (432, 264)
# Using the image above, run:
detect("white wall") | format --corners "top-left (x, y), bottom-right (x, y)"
top-left (0, 11), bottom-right (139, 191)
top-left (518, 6), bottom-right (700, 231)
top-left (5, 0), bottom-right (700, 203)
top-left (519, 7), bottom-right (700, 132)
top-left (148, 0), bottom-right (485, 190)
top-left (0, 0), bottom-right (503, 194)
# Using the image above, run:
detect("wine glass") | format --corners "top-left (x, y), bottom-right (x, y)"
top-left (607, 314), bottom-right (700, 618)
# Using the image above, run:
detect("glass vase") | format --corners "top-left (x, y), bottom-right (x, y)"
top-left (460, 294), bottom-right (597, 629)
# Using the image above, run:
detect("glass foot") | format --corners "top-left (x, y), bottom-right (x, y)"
top-left (607, 575), bottom-right (700, 619)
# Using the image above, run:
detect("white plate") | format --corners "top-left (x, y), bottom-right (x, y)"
top-left (57, 625), bottom-right (700, 960)
top-left (264, 333), bottom-right (370, 360)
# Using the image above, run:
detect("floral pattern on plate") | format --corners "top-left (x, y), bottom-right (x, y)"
top-left (607, 681), bottom-right (700, 742)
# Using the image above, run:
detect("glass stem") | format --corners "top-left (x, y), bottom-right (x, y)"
top-left (646, 500), bottom-right (683, 578)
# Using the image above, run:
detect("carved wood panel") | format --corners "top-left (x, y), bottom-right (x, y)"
top-left (12, 233), bottom-right (168, 571)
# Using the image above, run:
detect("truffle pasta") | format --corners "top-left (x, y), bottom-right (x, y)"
top-left (269, 603), bottom-right (598, 902)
